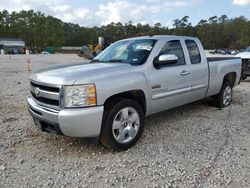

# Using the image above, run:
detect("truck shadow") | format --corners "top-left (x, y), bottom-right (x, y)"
top-left (144, 99), bottom-right (212, 127)
top-left (26, 98), bottom-right (220, 155)
top-left (63, 99), bottom-right (214, 153)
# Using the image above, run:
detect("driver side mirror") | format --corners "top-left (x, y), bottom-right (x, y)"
top-left (153, 54), bottom-right (178, 69)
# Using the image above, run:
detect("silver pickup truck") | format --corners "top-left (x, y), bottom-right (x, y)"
top-left (27, 35), bottom-right (242, 150)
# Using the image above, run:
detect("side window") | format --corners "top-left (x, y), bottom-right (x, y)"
top-left (185, 40), bottom-right (201, 64)
top-left (159, 40), bottom-right (185, 66)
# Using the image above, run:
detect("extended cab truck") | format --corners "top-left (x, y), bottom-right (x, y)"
top-left (27, 36), bottom-right (242, 150)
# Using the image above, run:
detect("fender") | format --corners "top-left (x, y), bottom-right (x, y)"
top-left (94, 71), bottom-right (151, 115)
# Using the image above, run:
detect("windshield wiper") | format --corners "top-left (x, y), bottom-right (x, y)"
top-left (107, 59), bottom-right (123, 62)
top-left (91, 59), bottom-right (124, 63)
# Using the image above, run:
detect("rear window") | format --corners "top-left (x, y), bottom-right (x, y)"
top-left (185, 40), bottom-right (201, 64)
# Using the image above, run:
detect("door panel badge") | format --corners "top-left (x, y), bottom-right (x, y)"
top-left (151, 84), bottom-right (161, 90)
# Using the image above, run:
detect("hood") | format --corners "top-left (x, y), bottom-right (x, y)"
top-left (30, 62), bottom-right (134, 85)
top-left (235, 52), bottom-right (250, 59)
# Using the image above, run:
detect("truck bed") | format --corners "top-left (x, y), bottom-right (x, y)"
top-left (206, 57), bottom-right (242, 97)
top-left (207, 57), bottom-right (241, 62)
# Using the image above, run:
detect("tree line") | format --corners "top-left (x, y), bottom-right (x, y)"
top-left (0, 10), bottom-right (249, 51)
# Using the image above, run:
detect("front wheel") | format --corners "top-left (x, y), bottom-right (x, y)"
top-left (100, 99), bottom-right (144, 151)
top-left (213, 81), bottom-right (233, 108)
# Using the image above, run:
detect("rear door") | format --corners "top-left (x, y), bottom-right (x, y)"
top-left (183, 39), bottom-right (209, 101)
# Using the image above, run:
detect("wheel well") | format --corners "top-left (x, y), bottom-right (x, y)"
top-left (242, 58), bottom-right (250, 62)
top-left (104, 90), bottom-right (147, 115)
top-left (223, 72), bottom-right (236, 87)
top-left (242, 59), bottom-right (250, 66)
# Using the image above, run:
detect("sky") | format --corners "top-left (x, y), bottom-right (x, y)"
top-left (0, 0), bottom-right (250, 27)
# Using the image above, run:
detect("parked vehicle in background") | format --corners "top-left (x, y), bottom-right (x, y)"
top-left (43, 47), bottom-right (55, 54)
top-left (41, 51), bottom-right (50, 55)
top-left (231, 50), bottom-right (238, 55)
top-left (236, 46), bottom-right (250, 80)
top-left (0, 38), bottom-right (25, 54)
top-left (79, 45), bottom-right (92, 59)
top-left (210, 49), bottom-right (239, 56)
top-left (27, 35), bottom-right (242, 151)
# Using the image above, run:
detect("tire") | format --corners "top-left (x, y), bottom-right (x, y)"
top-left (241, 75), bottom-right (247, 81)
top-left (213, 81), bottom-right (233, 108)
top-left (100, 98), bottom-right (144, 151)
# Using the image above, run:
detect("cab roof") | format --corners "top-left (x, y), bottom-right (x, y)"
top-left (121, 35), bottom-right (198, 41)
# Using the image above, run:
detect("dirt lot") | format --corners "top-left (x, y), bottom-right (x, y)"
top-left (0, 55), bottom-right (250, 188)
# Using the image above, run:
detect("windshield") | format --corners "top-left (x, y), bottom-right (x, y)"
top-left (246, 46), bottom-right (250, 52)
top-left (94, 39), bottom-right (157, 65)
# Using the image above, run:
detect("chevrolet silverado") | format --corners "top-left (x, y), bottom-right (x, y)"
top-left (27, 35), bottom-right (242, 150)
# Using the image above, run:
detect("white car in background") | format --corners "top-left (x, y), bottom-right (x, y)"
top-left (236, 46), bottom-right (250, 80)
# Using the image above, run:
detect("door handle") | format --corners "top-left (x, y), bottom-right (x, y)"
top-left (151, 84), bottom-right (161, 89)
top-left (180, 70), bottom-right (190, 76)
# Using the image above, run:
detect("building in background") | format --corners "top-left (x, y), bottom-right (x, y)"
top-left (0, 38), bottom-right (25, 54)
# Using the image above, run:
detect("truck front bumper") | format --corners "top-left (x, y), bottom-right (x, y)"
top-left (27, 96), bottom-right (104, 138)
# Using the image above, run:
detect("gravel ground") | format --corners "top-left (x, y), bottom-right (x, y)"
top-left (0, 55), bottom-right (250, 188)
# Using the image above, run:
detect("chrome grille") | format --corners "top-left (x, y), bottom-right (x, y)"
top-left (30, 81), bottom-right (61, 110)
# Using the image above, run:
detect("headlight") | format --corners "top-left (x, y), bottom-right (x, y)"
top-left (64, 84), bottom-right (96, 108)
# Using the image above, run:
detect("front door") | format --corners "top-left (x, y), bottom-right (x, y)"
top-left (149, 39), bottom-right (194, 114)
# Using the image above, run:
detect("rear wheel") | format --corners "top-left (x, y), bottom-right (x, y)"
top-left (213, 81), bottom-right (233, 108)
top-left (100, 99), bottom-right (144, 151)
top-left (241, 75), bottom-right (247, 81)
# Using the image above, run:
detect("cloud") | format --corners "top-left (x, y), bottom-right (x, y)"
top-left (54, 7), bottom-right (99, 26)
top-left (0, 0), bottom-right (56, 13)
top-left (0, 0), bottom-right (99, 26)
top-left (0, 0), bottom-right (200, 26)
top-left (53, 5), bottom-right (71, 13)
top-left (96, 0), bottom-right (199, 26)
top-left (96, 1), bottom-right (149, 25)
top-left (233, 0), bottom-right (250, 6)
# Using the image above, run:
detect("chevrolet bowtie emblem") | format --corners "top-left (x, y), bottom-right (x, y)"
top-left (34, 87), bottom-right (40, 97)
